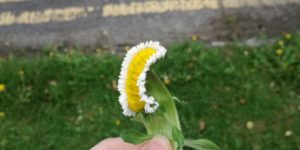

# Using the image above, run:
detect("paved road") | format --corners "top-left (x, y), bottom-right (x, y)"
top-left (0, 0), bottom-right (299, 53)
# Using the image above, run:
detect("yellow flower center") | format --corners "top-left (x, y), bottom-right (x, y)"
top-left (126, 48), bottom-right (156, 112)
top-left (0, 84), bottom-right (5, 92)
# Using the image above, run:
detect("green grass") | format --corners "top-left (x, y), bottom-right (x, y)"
top-left (1, 33), bottom-right (300, 150)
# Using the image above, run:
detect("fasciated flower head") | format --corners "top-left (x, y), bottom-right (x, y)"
top-left (118, 41), bottom-right (167, 116)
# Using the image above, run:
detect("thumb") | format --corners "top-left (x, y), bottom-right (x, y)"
top-left (141, 136), bottom-right (172, 150)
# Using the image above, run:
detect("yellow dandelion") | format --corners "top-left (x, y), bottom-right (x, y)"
top-left (115, 119), bottom-right (121, 126)
top-left (283, 33), bottom-right (292, 40)
top-left (0, 84), bottom-right (5, 92)
top-left (0, 112), bottom-right (4, 118)
top-left (243, 50), bottom-right (249, 56)
top-left (191, 35), bottom-right (198, 41)
top-left (18, 69), bottom-right (24, 77)
top-left (163, 75), bottom-right (171, 85)
top-left (276, 48), bottom-right (283, 56)
top-left (49, 51), bottom-right (54, 58)
top-left (278, 40), bottom-right (284, 47)
top-left (118, 41), bottom-right (166, 116)
top-left (49, 80), bottom-right (57, 86)
top-left (246, 121), bottom-right (254, 129)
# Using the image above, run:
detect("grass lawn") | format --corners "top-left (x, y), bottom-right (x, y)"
top-left (0, 33), bottom-right (300, 150)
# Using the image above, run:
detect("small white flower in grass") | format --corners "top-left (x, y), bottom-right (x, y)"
top-left (243, 50), bottom-right (249, 56)
top-left (285, 130), bottom-right (293, 137)
top-left (117, 41), bottom-right (167, 116)
top-left (246, 121), bottom-right (254, 129)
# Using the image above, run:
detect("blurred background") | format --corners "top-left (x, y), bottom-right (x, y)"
top-left (0, 0), bottom-right (299, 149)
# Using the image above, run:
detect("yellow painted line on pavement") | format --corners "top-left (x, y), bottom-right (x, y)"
top-left (102, 0), bottom-right (300, 17)
top-left (0, 6), bottom-right (95, 26)
top-left (102, 0), bottom-right (219, 17)
top-left (0, 0), bottom-right (300, 26)
top-left (0, 0), bottom-right (25, 3)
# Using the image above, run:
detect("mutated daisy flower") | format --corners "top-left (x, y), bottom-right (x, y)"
top-left (118, 41), bottom-right (167, 116)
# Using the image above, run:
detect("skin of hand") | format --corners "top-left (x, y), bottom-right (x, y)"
top-left (91, 136), bottom-right (172, 150)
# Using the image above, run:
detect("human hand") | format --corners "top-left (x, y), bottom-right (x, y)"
top-left (91, 136), bottom-right (172, 150)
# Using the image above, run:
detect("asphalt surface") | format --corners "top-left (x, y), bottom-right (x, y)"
top-left (0, 0), bottom-right (299, 52)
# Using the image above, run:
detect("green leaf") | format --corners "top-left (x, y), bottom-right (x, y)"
top-left (145, 71), bottom-right (183, 150)
top-left (184, 139), bottom-right (220, 150)
top-left (120, 129), bottom-right (153, 144)
top-left (131, 112), bottom-right (144, 123)
top-left (171, 126), bottom-right (184, 150)
top-left (146, 71), bottom-right (181, 130)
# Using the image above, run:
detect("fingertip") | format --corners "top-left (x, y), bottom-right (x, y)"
top-left (142, 135), bottom-right (172, 150)
top-left (90, 138), bottom-right (120, 150)
top-left (90, 137), bottom-right (143, 150)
